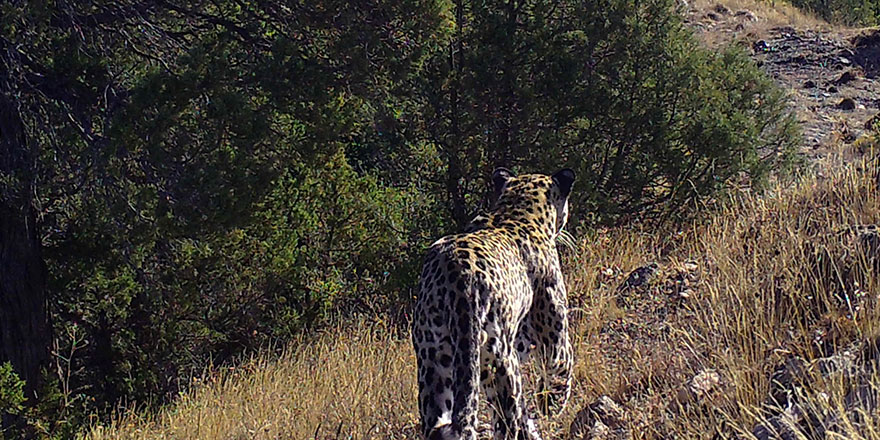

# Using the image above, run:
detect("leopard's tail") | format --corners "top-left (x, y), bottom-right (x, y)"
top-left (451, 288), bottom-right (481, 439)
top-left (426, 289), bottom-right (481, 440)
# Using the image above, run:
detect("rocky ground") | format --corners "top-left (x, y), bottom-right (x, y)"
top-left (690, 3), bottom-right (880, 162)
top-left (569, 224), bottom-right (880, 440)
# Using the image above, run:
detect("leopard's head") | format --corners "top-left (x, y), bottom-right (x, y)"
top-left (492, 167), bottom-right (575, 239)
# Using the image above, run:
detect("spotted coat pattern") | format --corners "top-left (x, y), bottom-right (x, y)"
top-left (412, 168), bottom-right (575, 440)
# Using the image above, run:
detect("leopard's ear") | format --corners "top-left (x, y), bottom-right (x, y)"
top-left (552, 168), bottom-right (575, 198)
top-left (493, 167), bottom-right (514, 199)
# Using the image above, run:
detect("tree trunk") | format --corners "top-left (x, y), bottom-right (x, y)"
top-left (0, 78), bottom-right (51, 422)
top-left (447, 0), bottom-right (469, 228)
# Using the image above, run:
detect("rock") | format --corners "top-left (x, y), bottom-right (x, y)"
top-left (828, 85), bottom-right (838, 93)
top-left (756, 342), bottom-right (880, 440)
top-left (834, 70), bottom-right (859, 85)
top-left (713, 3), bottom-right (731, 14)
top-left (844, 224), bottom-right (880, 275)
top-left (569, 396), bottom-right (628, 440)
top-left (735, 9), bottom-right (757, 20)
top-left (690, 369), bottom-right (722, 399)
top-left (803, 80), bottom-right (817, 88)
top-left (587, 420), bottom-right (611, 440)
top-left (769, 356), bottom-right (808, 406)
top-left (674, 369), bottom-right (723, 410)
top-left (754, 40), bottom-right (770, 52)
top-left (589, 395), bottom-right (626, 427)
top-left (840, 56), bottom-right (852, 65)
top-left (618, 263), bottom-right (660, 291)
top-left (838, 98), bottom-right (857, 110)
top-left (752, 40), bottom-right (770, 52)
top-left (706, 12), bottom-right (719, 21)
top-left (864, 114), bottom-right (880, 130)
top-left (752, 410), bottom-right (803, 440)
top-left (855, 224), bottom-right (879, 262)
top-left (814, 347), bottom-right (860, 377)
top-left (675, 0), bottom-right (690, 12)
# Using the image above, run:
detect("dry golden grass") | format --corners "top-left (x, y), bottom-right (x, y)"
top-left (696, 0), bottom-right (828, 28)
top-left (87, 325), bottom-right (420, 440)
top-left (688, 0), bottom-right (832, 48)
top-left (87, 146), bottom-right (880, 439)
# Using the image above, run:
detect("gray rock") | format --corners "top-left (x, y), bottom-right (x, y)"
top-left (735, 9), bottom-right (757, 21)
top-left (713, 4), bottom-right (731, 14)
top-left (587, 420), bottom-right (611, 440)
top-left (569, 395), bottom-right (628, 440)
top-left (755, 340), bottom-right (880, 440)
top-left (618, 263), bottom-right (660, 290)
top-left (753, 411), bottom-right (803, 440)
top-left (834, 69), bottom-right (858, 85)
top-left (854, 224), bottom-right (879, 264)
top-left (672, 369), bottom-right (723, 411)
top-left (838, 98), bottom-right (857, 110)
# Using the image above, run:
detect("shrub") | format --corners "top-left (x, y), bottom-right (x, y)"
top-left (415, 0), bottom-right (799, 226)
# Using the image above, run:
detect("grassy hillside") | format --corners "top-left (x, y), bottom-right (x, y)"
top-left (85, 141), bottom-right (880, 439)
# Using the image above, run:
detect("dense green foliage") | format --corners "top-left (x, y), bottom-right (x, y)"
top-left (0, 0), bottom-right (797, 436)
top-left (0, 364), bottom-right (24, 420)
top-left (412, 0), bottom-right (798, 225)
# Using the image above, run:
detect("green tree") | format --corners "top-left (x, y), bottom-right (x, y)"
top-left (2, 0), bottom-right (449, 435)
top-left (416, 0), bottom-right (798, 226)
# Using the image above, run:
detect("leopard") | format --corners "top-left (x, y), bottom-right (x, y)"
top-left (412, 168), bottom-right (576, 440)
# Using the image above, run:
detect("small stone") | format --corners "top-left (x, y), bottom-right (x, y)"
top-left (689, 369), bottom-right (722, 400)
top-left (840, 56), bottom-right (852, 65)
top-left (684, 261), bottom-right (699, 272)
top-left (838, 98), bottom-right (857, 110)
top-left (828, 85), bottom-right (839, 93)
top-left (714, 4), bottom-right (731, 14)
top-left (803, 80), bottom-right (817, 88)
top-left (588, 421), bottom-right (611, 440)
top-left (674, 369), bottom-right (723, 410)
top-left (569, 396), bottom-right (627, 440)
top-left (735, 9), bottom-right (757, 20)
top-left (590, 395), bottom-right (626, 427)
top-left (753, 413), bottom-right (802, 440)
top-left (834, 70), bottom-right (858, 85)
top-left (706, 12), bottom-right (719, 20)
top-left (753, 40), bottom-right (770, 52)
